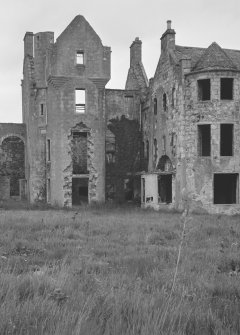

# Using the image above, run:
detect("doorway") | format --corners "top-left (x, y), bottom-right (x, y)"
top-left (158, 174), bottom-right (172, 203)
top-left (72, 178), bottom-right (88, 205)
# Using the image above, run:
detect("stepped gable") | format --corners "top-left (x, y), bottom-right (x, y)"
top-left (192, 42), bottom-right (237, 71)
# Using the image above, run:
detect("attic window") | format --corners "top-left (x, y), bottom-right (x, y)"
top-left (198, 79), bottom-right (210, 101)
top-left (76, 51), bottom-right (84, 65)
top-left (75, 89), bottom-right (85, 113)
top-left (154, 98), bottom-right (157, 115)
top-left (221, 78), bottom-right (233, 100)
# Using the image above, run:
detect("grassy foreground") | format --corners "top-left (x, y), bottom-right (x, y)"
top-left (0, 205), bottom-right (240, 334)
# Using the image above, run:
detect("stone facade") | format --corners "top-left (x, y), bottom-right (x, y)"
top-left (0, 16), bottom-right (239, 213)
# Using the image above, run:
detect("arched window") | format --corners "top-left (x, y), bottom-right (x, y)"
top-left (157, 155), bottom-right (173, 172)
top-left (154, 98), bottom-right (157, 115)
top-left (163, 93), bottom-right (167, 112)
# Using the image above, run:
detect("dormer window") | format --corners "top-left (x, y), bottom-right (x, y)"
top-left (198, 79), bottom-right (210, 101)
top-left (221, 78), bottom-right (233, 100)
top-left (76, 51), bottom-right (84, 65)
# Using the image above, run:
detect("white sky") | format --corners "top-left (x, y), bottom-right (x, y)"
top-left (0, 0), bottom-right (239, 123)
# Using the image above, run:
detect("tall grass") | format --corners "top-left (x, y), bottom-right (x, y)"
top-left (0, 205), bottom-right (239, 334)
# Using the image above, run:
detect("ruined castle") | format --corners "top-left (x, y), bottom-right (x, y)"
top-left (0, 15), bottom-right (240, 214)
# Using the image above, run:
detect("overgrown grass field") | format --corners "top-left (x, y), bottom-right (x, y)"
top-left (0, 205), bottom-right (240, 334)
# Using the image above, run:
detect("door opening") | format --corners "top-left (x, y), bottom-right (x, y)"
top-left (158, 174), bottom-right (172, 203)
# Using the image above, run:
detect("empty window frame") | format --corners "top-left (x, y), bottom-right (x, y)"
top-left (221, 78), bottom-right (233, 100)
top-left (214, 173), bottom-right (238, 204)
top-left (76, 51), bottom-right (84, 65)
top-left (220, 124), bottom-right (233, 156)
top-left (172, 87), bottom-right (175, 107)
top-left (72, 132), bottom-right (88, 174)
top-left (153, 138), bottom-right (158, 162)
top-left (47, 178), bottom-right (51, 203)
top-left (40, 104), bottom-right (44, 116)
top-left (75, 89), bottom-right (85, 113)
top-left (163, 93), bottom-right (167, 112)
top-left (198, 79), bottom-right (210, 101)
top-left (198, 124), bottom-right (211, 156)
top-left (146, 140), bottom-right (149, 160)
top-left (154, 98), bottom-right (157, 115)
top-left (47, 139), bottom-right (51, 161)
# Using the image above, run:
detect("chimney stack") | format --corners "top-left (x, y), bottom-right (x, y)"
top-left (130, 37), bottom-right (142, 66)
top-left (24, 32), bottom-right (34, 57)
top-left (160, 20), bottom-right (175, 53)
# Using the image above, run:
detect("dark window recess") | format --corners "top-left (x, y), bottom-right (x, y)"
top-left (198, 124), bottom-right (211, 156)
top-left (40, 104), bottom-right (44, 116)
top-left (72, 132), bottom-right (88, 174)
top-left (47, 139), bottom-right (50, 161)
top-left (154, 98), bottom-right (157, 115)
top-left (221, 78), bottom-right (233, 100)
top-left (172, 87), bottom-right (175, 107)
top-left (220, 124), bottom-right (233, 156)
top-left (158, 175), bottom-right (172, 203)
top-left (154, 139), bottom-right (158, 162)
top-left (146, 140), bottom-right (149, 160)
top-left (163, 93), bottom-right (167, 112)
top-left (198, 79), bottom-right (210, 101)
top-left (214, 174), bottom-right (238, 204)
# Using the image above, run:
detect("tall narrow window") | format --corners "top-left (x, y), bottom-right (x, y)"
top-left (221, 78), bottom-right (233, 100)
top-left (146, 140), bottom-right (149, 161)
top-left (162, 135), bottom-right (166, 153)
top-left (40, 104), bottom-right (44, 116)
top-left (163, 93), bottom-right (167, 112)
top-left (47, 139), bottom-right (51, 161)
top-left (172, 87), bottom-right (175, 107)
top-left (47, 178), bottom-right (51, 203)
top-left (198, 79), bottom-right (210, 101)
top-left (75, 89), bottom-right (85, 113)
top-left (154, 139), bottom-right (158, 163)
top-left (154, 98), bottom-right (157, 115)
top-left (198, 124), bottom-right (211, 156)
top-left (76, 51), bottom-right (84, 65)
top-left (220, 124), bottom-right (233, 156)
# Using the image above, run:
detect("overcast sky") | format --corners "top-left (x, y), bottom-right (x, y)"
top-left (0, 0), bottom-right (239, 123)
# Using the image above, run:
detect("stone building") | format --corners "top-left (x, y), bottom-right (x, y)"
top-left (0, 16), bottom-right (239, 214)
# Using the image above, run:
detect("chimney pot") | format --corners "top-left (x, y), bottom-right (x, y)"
top-left (167, 20), bottom-right (172, 30)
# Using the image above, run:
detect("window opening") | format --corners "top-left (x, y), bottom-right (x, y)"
top-left (154, 139), bottom-right (158, 163)
top-left (75, 89), bottom-right (85, 113)
top-left (47, 139), bottom-right (50, 161)
top-left (40, 104), bottom-right (44, 116)
top-left (76, 51), bottom-right (84, 65)
top-left (198, 79), bottom-right (210, 101)
top-left (163, 93), bottom-right (167, 112)
top-left (214, 174), bottom-right (238, 204)
top-left (72, 132), bottom-right (88, 174)
top-left (154, 98), bottom-right (157, 115)
top-left (47, 179), bottom-right (51, 203)
top-left (221, 78), bottom-right (233, 100)
top-left (198, 124), bottom-right (211, 156)
top-left (146, 140), bottom-right (149, 161)
top-left (172, 87), bottom-right (175, 107)
top-left (220, 124), bottom-right (233, 156)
